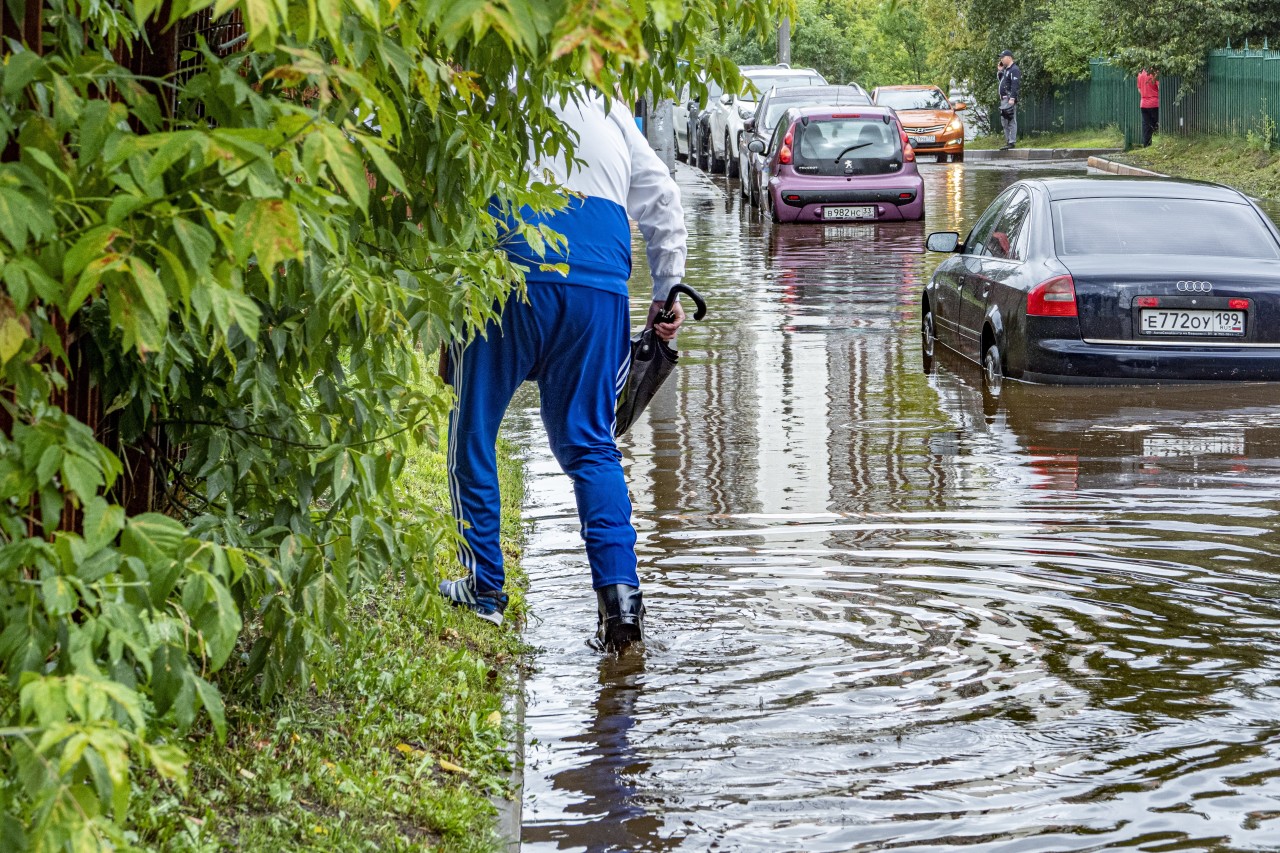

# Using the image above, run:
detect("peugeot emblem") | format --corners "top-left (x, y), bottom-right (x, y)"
top-left (1176, 280), bottom-right (1213, 292)
top-left (843, 159), bottom-right (853, 174)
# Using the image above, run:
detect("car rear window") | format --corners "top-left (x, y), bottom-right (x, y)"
top-left (1052, 197), bottom-right (1280, 258)
top-left (793, 117), bottom-right (902, 176)
top-left (745, 74), bottom-right (825, 95)
top-left (876, 89), bottom-right (950, 110)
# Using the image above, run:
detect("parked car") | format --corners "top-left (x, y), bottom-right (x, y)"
top-left (738, 84), bottom-right (872, 205)
top-left (872, 85), bottom-right (967, 162)
top-left (921, 177), bottom-right (1280, 388)
top-left (674, 77), bottom-right (723, 163)
top-left (748, 105), bottom-right (925, 224)
top-left (705, 64), bottom-right (827, 177)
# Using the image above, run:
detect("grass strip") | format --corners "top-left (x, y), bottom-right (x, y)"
top-left (1115, 133), bottom-right (1280, 200)
top-left (131, 439), bottom-right (528, 852)
top-left (968, 126), bottom-right (1124, 150)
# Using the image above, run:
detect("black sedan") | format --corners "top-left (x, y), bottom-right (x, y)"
top-left (922, 178), bottom-right (1280, 387)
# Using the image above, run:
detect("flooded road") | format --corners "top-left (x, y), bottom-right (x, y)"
top-left (515, 161), bottom-right (1280, 851)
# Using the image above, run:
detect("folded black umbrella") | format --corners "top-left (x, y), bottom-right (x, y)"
top-left (614, 284), bottom-right (707, 438)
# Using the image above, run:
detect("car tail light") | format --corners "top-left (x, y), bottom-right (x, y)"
top-left (904, 145), bottom-right (915, 162)
top-left (1137, 296), bottom-right (1159, 307)
top-left (1229, 298), bottom-right (1248, 309)
top-left (832, 113), bottom-right (861, 118)
top-left (898, 192), bottom-right (912, 199)
top-left (1027, 275), bottom-right (1078, 317)
top-left (780, 125), bottom-right (794, 164)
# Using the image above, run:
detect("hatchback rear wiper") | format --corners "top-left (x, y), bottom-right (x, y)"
top-left (832, 143), bottom-right (873, 161)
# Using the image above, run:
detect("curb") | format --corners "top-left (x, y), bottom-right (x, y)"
top-left (493, 663), bottom-right (525, 851)
top-left (1086, 155), bottom-right (1166, 177)
top-left (965, 147), bottom-right (1123, 161)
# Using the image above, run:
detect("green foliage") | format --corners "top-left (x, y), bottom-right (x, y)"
top-left (129, 437), bottom-right (529, 851)
top-left (716, 0), bottom-right (938, 90)
top-left (1119, 132), bottom-right (1280, 198)
top-left (0, 0), bottom-right (786, 847)
top-left (1246, 102), bottom-right (1277, 153)
top-left (966, 126), bottom-right (1124, 149)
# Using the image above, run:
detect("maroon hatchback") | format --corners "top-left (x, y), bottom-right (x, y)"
top-left (748, 105), bottom-right (925, 224)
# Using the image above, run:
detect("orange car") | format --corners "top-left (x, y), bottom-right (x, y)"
top-left (871, 85), bottom-right (968, 162)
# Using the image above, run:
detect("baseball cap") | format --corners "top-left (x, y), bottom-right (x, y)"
top-left (999, 50), bottom-right (1013, 58)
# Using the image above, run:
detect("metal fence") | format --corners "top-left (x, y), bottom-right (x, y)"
top-left (1017, 50), bottom-right (1280, 148)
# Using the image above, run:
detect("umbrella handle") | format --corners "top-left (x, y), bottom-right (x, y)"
top-left (658, 283), bottom-right (708, 324)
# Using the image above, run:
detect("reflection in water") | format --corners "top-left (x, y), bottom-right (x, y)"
top-left (519, 163), bottom-right (1280, 851)
top-left (528, 655), bottom-right (674, 853)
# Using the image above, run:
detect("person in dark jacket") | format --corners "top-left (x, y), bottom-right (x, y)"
top-left (997, 50), bottom-right (1021, 150)
top-left (1137, 67), bottom-right (1160, 146)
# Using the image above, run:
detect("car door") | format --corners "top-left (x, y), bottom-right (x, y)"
top-left (674, 83), bottom-right (691, 153)
top-left (959, 189), bottom-right (1032, 359)
top-left (939, 192), bottom-right (1009, 352)
top-left (759, 111), bottom-right (792, 202)
top-left (743, 91), bottom-right (771, 180)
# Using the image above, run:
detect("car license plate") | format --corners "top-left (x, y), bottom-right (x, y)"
top-left (910, 135), bottom-right (936, 145)
top-left (822, 206), bottom-right (875, 221)
top-left (824, 225), bottom-right (876, 238)
top-left (1139, 308), bottom-right (1245, 336)
top-left (1143, 434), bottom-right (1245, 457)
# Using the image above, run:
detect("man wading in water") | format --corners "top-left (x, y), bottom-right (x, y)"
top-left (438, 90), bottom-right (689, 650)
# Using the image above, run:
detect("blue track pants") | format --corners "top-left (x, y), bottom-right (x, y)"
top-left (447, 281), bottom-right (638, 593)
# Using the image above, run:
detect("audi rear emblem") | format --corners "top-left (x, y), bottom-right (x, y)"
top-left (1176, 280), bottom-right (1213, 292)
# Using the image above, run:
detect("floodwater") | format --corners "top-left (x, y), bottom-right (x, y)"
top-left (514, 161), bottom-right (1280, 851)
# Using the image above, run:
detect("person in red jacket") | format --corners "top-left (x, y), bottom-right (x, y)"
top-left (1138, 68), bottom-right (1159, 147)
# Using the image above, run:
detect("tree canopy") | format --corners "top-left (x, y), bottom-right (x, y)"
top-left (719, 0), bottom-right (1280, 107)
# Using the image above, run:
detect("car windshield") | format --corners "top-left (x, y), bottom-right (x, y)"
top-left (793, 117), bottom-right (901, 176)
top-left (744, 73), bottom-right (824, 97)
top-left (877, 89), bottom-right (950, 110)
top-left (1052, 197), bottom-right (1280, 258)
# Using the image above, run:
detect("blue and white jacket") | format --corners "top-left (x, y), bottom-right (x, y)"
top-left (494, 91), bottom-right (688, 300)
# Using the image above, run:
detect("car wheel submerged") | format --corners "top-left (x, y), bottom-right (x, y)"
top-left (674, 127), bottom-right (686, 163)
top-left (727, 134), bottom-right (740, 178)
top-left (749, 174), bottom-right (760, 208)
top-left (982, 339), bottom-right (1003, 396)
top-left (696, 132), bottom-right (710, 171)
top-left (922, 309), bottom-right (936, 359)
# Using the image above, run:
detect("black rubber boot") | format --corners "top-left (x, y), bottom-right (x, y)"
top-left (595, 584), bottom-right (645, 651)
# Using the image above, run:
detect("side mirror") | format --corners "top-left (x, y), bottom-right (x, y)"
top-left (720, 93), bottom-right (733, 106)
top-left (747, 139), bottom-right (765, 154)
top-left (926, 231), bottom-right (961, 253)
top-left (954, 102), bottom-right (968, 111)
top-left (744, 117), bottom-right (756, 132)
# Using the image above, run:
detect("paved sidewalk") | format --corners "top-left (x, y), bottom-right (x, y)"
top-left (965, 147), bottom-right (1123, 161)
top-left (1085, 155), bottom-right (1166, 176)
